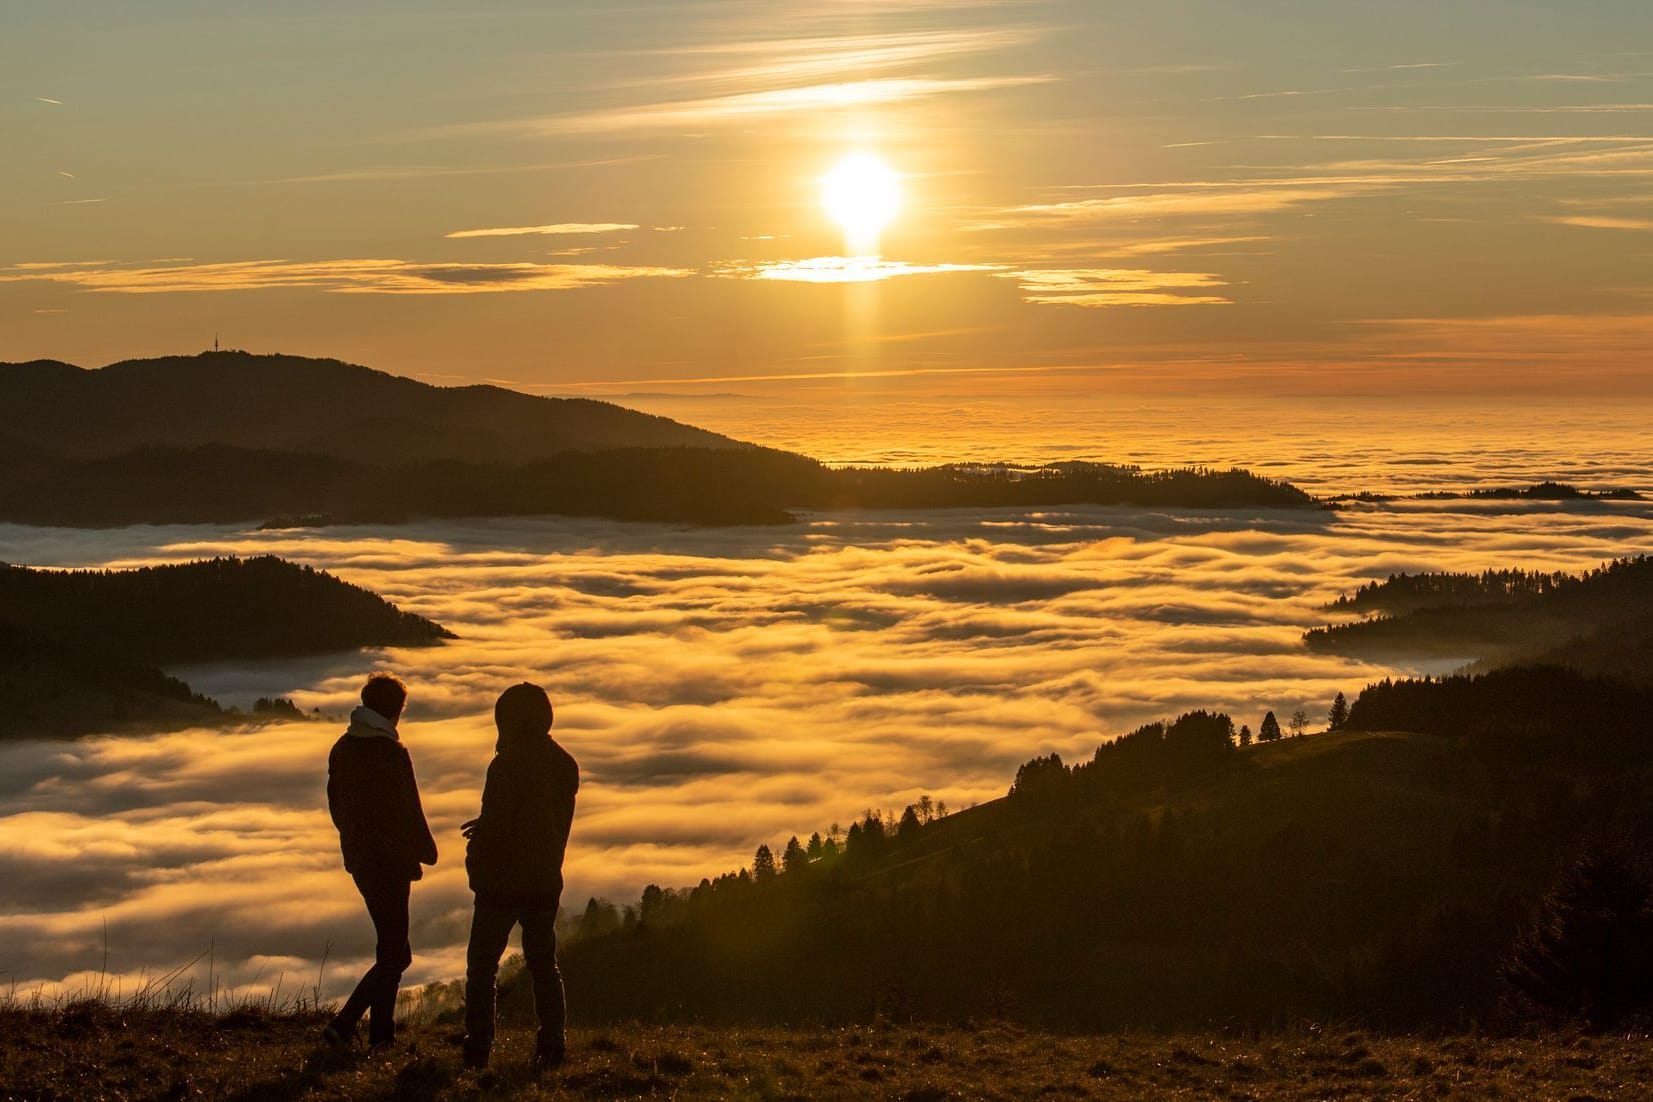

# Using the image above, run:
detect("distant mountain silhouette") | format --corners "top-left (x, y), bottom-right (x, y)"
top-left (0, 351), bottom-right (741, 464)
top-left (0, 555), bottom-right (452, 738)
top-left (0, 350), bottom-right (1321, 527)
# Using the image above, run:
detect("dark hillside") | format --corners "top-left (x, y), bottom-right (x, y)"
top-left (0, 555), bottom-right (452, 665)
top-left (0, 352), bottom-right (1321, 527)
top-left (0, 352), bottom-right (741, 464)
top-left (0, 445), bottom-right (1317, 528)
top-left (1306, 556), bottom-right (1653, 680)
top-left (0, 621), bottom-right (223, 737)
top-left (0, 555), bottom-right (452, 738)
top-left (557, 680), bottom-right (1653, 1029)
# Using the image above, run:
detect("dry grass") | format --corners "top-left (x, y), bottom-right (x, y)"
top-left (1, 1005), bottom-right (1650, 1101)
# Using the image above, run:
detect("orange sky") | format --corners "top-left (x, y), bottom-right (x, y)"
top-left (6, 1), bottom-right (1653, 397)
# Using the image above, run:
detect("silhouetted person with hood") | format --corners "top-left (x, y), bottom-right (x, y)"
top-left (461, 682), bottom-right (579, 1073)
top-left (323, 672), bottom-right (438, 1049)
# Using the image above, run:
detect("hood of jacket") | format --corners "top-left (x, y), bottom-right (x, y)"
top-left (345, 705), bottom-right (400, 741)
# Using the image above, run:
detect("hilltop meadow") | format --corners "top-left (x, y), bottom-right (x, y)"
top-left (4, 1004), bottom-right (1651, 1100)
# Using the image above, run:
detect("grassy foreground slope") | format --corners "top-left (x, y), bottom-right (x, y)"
top-left (2, 1005), bottom-right (1648, 1101)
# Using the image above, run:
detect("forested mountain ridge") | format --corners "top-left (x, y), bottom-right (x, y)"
top-left (0, 351), bottom-right (1319, 527)
top-left (0, 555), bottom-right (452, 738)
top-left (0, 351), bottom-right (742, 464)
top-left (0, 442), bottom-right (1316, 528)
top-left (552, 665), bottom-right (1653, 1030)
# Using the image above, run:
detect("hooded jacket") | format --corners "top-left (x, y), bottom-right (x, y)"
top-left (327, 706), bottom-right (439, 881)
top-left (465, 725), bottom-right (579, 908)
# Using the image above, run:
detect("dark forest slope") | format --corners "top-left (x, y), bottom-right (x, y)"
top-left (0, 555), bottom-right (452, 738)
top-left (1305, 556), bottom-right (1653, 682)
top-left (556, 669), bottom-right (1653, 1030)
top-left (0, 352), bottom-right (741, 464)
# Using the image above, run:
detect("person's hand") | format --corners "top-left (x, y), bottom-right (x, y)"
top-left (460, 817), bottom-right (479, 839)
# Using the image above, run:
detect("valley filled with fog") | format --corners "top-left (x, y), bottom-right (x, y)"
top-left (4, 491), bottom-right (1652, 1000)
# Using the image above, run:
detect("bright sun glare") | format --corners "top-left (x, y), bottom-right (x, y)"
top-left (821, 152), bottom-right (901, 255)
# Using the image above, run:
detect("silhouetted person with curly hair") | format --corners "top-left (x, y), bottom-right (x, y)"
top-left (461, 682), bottom-right (579, 1073)
top-left (322, 672), bottom-right (437, 1049)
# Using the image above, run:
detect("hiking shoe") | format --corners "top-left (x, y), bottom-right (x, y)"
top-left (320, 1023), bottom-right (352, 1050)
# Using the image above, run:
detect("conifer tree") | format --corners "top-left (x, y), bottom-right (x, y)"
top-left (1328, 692), bottom-right (1350, 730)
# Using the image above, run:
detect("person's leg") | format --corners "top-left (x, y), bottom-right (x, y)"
top-left (327, 874), bottom-right (409, 1042)
top-left (362, 876), bottom-right (412, 1046)
top-left (463, 904), bottom-right (517, 1066)
top-left (519, 904), bottom-right (566, 1066)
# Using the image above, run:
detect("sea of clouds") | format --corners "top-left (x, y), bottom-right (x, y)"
top-left (3, 496), bottom-right (1652, 1001)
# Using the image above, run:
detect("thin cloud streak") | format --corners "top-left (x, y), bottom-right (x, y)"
top-left (1007, 268), bottom-right (1232, 308)
top-left (445, 223), bottom-right (639, 239)
top-left (443, 76), bottom-right (1055, 137)
top-left (1544, 214), bottom-right (1653, 230)
top-left (612, 27), bottom-right (1041, 91)
top-left (713, 256), bottom-right (1005, 284)
top-left (0, 258), bottom-right (692, 295)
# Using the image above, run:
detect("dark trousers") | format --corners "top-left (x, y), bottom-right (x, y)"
top-left (331, 873), bottom-right (412, 1044)
top-left (464, 902), bottom-right (564, 1054)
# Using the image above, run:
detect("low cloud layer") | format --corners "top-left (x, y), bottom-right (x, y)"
top-left (4, 497), bottom-right (1652, 1000)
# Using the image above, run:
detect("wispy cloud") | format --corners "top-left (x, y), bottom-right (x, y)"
top-left (996, 186), bottom-right (1352, 227)
top-left (444, 223), bottom-right (638, 239)
top-left (1340, 62), bottom-right (1459, 73)
top-left (0, 258), bottom-right (690, 295)
top-left (452, 76), bottom-right (1055, 136)
top-left (616, 27), bottom-right (1039, 91)
top-left (1110, 235), bottom-right (1270, 257)
top-left (1006, 268), bottom-right (1231, 308)
top-left (209, 158), bottom-right (660, 187)
top-left (1544, 214), bottom-right (1653, 231)
top-left (713, 256), bottom-right (1004, 284)
top-left (32, 96), bottom-right (63, 105)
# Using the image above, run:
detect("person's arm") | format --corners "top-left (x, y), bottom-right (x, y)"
top-left (403, 748), bottom-right (439, 867)
top-left (466, 757), bottom-right (509, 873)
top-left (554, 755), bottom-right (579, 851)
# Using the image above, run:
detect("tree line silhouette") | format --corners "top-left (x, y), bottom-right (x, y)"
top-left (549, 665), bottom-right (1653, 1030)
top-left (1307, 555), bottom-right (1653, 675)
top-left (0, 441), bottom-right (1317, 529)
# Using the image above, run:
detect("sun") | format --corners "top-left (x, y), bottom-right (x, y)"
top-left (820, 152), bottom-right (902, 256)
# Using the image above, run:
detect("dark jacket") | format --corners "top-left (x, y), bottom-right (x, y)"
top-left (465, 728), bottom-right (579, 907)
top-left (327, 720), bottom-right (438, 882)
